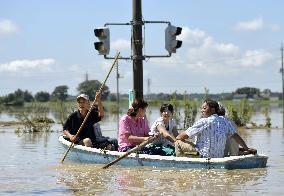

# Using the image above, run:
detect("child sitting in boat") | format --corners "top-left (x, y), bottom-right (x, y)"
top-left (93, 122), bottom-right (118, 151)
top-left (148, 104), bottom-right (178, 156)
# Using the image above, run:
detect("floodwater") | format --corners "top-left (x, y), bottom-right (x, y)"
top-left (0, 107), bottom-right (284, 195)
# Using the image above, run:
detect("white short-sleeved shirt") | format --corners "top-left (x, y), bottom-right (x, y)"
top-left (219, 116), bottom-right (237, 134)
top-left (149, 117), bottom-right (176, 146)
top-left (185, 114), bottom-right (236, 158)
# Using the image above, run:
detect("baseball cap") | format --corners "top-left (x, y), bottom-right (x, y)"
top-left (76, 94), bottom-right (90, 102)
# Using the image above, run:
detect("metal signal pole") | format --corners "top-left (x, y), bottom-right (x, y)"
top-left (95, 1), bottom-right (182, 100)
top-left (281, 43), bottom-right (284, 128)
top-left (132, 0), bottom-right (144, 99)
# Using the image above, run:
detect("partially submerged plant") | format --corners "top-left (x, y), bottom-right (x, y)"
top-left (16, 110), bottom-right (54, 132)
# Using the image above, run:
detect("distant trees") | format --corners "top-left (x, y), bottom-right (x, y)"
top-left (0, 84), bottom-right (279, 106)
top-left (77, 80), bottom-right (109, 101)
top-left (15, 89), bottom-right (34, 102)
top-left (108, 93), bottom-right (117, 101)
top-left (1, 89), bottom-right (33, 106)
top-left (35, 91), bottom-right (50, 102)
top-left (51, 85), bottom-right (68, 101)
top-left (235, 87), bottom-right (260, 98)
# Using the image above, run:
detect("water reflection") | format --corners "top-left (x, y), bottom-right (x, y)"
top-left (57, 164), bottom-right (267, 195)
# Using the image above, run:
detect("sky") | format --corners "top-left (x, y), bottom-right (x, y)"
top-left (0, 0), bottom-right (284, 96)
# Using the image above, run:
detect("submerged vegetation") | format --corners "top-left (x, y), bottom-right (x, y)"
top-left (16, 111), bottom-right (54, 132)
top-left (0, 96), bottom-right (278, 132)
top-left (168, 94), bottom-right (274, 129)
top-left (0, 86), bottom-right (279, 131)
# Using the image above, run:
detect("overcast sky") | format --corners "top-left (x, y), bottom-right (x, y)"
top-left (0, 0), bottom-right (283, 96)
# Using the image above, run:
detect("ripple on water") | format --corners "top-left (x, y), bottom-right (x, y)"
top-left (52, 163), bottom-right (269, 195)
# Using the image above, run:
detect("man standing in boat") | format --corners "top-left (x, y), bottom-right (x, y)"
top-left (63, 93), bottom-right (112, 150)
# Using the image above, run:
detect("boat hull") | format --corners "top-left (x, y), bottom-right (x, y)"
top-left (59, 136), bottom-right (268, 169)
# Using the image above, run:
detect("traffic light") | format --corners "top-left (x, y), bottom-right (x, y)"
top-left (94, 27), bottom-right (110, 55)
top-left (165, 25), bottom-right (182, 53)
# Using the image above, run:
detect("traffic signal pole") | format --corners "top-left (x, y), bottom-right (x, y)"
top-left (132, 0), bottom-right (144, 99)
top-left (281, 43), bottom-right (284, 128)
top-left (94, 1), bottom-right (182, 100)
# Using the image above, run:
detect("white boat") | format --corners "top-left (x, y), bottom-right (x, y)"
top-left (59, 136), bottom-right (268, 169)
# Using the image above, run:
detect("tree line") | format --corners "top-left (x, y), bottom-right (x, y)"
top-left (0, 83), bottom-right (281, 106)
top-left (0, 80), bottom-right (109, 106)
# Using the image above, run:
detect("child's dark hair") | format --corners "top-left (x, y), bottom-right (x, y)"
top-left (127, 99), bottom-right (148, 117)
top-left (203, 99), bottom-right (219, 114)
top-left (160, 103), bottom-right (174, 114)
top-left (217, 102), bottom-right (226, 116)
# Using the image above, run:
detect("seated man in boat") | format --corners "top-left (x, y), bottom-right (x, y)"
top-left (118, 99), bottom-right (175, 154)
top-left (148, 103), bottom-right (178, 156)
top-left (63, 93), bottom-right (112, 150)
top-left (175, 99), bottom-right (257, 158)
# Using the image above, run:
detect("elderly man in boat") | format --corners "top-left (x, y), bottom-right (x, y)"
top-left (63, 93), bottom-right (113, 150)
top-left (175, 99), bottom-right (257, 158)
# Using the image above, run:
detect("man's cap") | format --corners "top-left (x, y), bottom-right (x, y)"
top-left (76, 94), bottom-right (90, 102)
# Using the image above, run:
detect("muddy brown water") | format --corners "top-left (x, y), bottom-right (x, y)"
top-left (0, 107), bottom-right (284, 195)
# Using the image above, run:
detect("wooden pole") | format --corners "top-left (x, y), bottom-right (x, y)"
top-left (102, 135), bottom-right (158, 169)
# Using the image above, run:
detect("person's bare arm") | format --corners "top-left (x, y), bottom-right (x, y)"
top-left (156, 124), bottom-right (177, 142)
top-left (125, 132), bottom-right (149, 143)
top-left (231, 133), bottom-right (257, 154)
top-left (172, 126), bottom-right (179, 138)
top-left (95, 91), bottom-right (104, 119)
top-left (176, 131), bottom-right (189, 140)
top-left (63, 130), bottom-right (77, 142)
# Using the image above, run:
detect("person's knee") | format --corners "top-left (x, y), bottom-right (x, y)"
top-left (174, 140), bottom-right (198, 157)
top-left (175, 140), bottom-right (183, 157)
top-left (108, 138), bottom-right (118, 151)
top-left (106, 143), bottom-right (112, 150)
top-left (83, 138), bottom-right (93, 147)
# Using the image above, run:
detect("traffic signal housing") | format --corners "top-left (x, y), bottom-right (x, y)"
top-left (165, 25), bottom-right (182, 53)
top-left (94, 27), bottom-right (110, 55)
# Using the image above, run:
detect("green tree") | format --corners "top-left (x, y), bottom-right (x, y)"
top-left (14, 89), bottom-right (33, 102)
top-left (52, 85), bottom-right (68, 101)
top-left (35, 91), bottom-right (50, 102)
top-left (3, 92), bottom-right (23, 105)
top-left (77, 80), bottom-right (109, 100)
top-left (204, 87), bottom-right (209, 100)
top-left (24, 90), bottom-right (34, 102)
top-left (235, 87), bottom-right (260, 98)
top-left (170, 91), bottom-right (181, 126)
top-left (2, 89), bottom-right (33, 105)
top-left (183, 92), bottom-right (197, 128)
